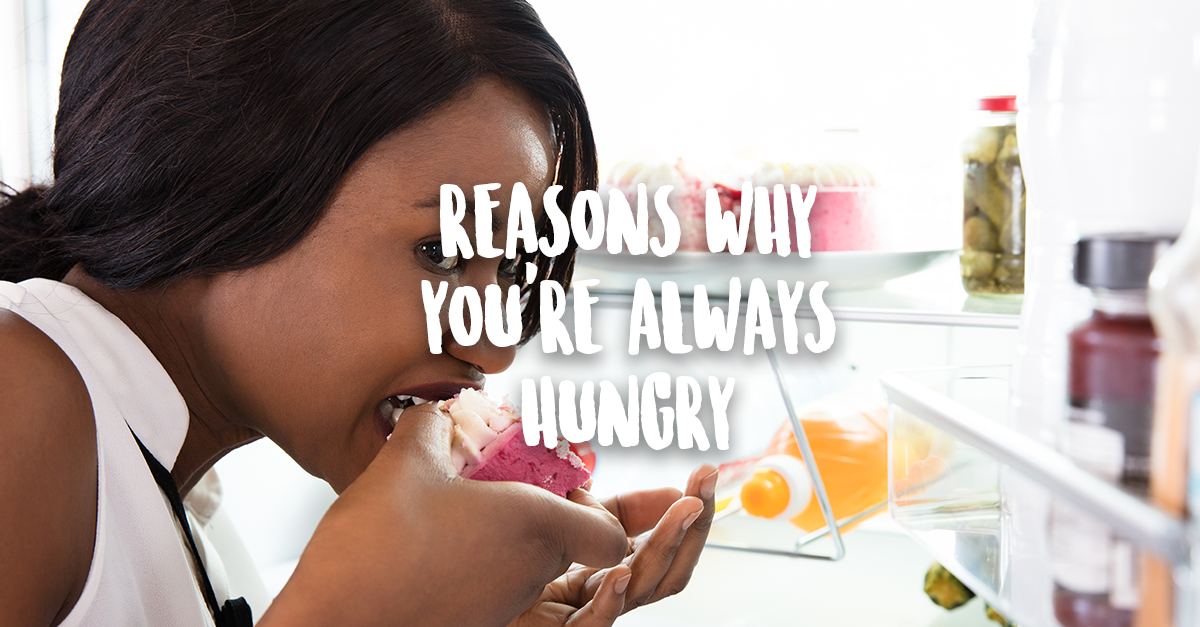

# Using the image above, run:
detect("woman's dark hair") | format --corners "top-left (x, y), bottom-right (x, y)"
top-left (0, 0), bottom-right (594, 343)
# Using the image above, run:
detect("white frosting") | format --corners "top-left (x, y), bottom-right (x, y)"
top-left (441, 389), bottom-right (519, 473)
top-left (555, 439), bottom-right (585, 469)
top-left (602, 157), bottom-right (707, 210)
top-left (448, 407), bottom-right (498, 448)
top-left (751, 160), bottom-right (877, 188)
top-left (451, 425), bottom-right (483, 471)
top-left (456, 388), bottom-right (515, 431)
top-left (607, 158), bottom-right (686, 188)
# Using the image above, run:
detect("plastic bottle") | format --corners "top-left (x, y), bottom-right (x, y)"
top-left (1051, 235), bottom-right (1169, 627)
top-left (731, 386), bottom-right (889, 532)
top-left (1137, 197), bottom-right (1200, 627)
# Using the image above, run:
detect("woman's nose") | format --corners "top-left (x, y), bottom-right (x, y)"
top-left (440, 258), bottom-right (523, 375)
top-left (443, 329), bottom-right (518, 375)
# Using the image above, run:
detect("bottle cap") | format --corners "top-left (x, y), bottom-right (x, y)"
top-left (739, 455), bottom-right (812, 520)
top-left (978, 96), bottom-right (1017, 112)
top-left (1074, 234), bottom-right (1175, 289)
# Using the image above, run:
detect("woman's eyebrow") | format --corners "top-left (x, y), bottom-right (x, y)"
top-left (415, 194), bottom-right (441, 210)
top-left (417, 193), bottom-right (503, 232)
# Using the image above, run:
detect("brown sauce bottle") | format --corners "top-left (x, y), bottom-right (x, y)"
top-left (1051, 235), bottom-right (1171, 627)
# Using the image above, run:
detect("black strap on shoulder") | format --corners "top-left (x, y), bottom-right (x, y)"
top-left (128, 427), bottom-right (254, 627)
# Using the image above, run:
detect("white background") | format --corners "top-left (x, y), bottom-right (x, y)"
top-left (4, 0), bottom-right (1035, 250)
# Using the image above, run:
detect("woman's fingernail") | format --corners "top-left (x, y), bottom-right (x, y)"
top-left (700, 469), bottom-right (719, 501)
top-left (681, 508), bottom-right (702, 532)
top-left (614, 572), bottom-right (632, 595)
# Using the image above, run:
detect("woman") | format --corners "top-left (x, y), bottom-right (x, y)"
top-left (0, 1), bottom-right (717, 625)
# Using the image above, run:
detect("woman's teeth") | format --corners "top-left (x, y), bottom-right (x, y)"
top-left (381, 395), bottom-right (428, 428)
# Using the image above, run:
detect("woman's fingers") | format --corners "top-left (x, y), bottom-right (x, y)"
top-left (599, 487), bottom-right (683, 537)
top-left (637, 464), bottom-right (718, 605)
top-left (551, 488), bottom-right (629, 569)
top-left (585, 464), bottom-right (720, 612)
top-left (565, 485), bottom-right (614, 514)
top-left (619, 494), bottom-right (703, 610)
top-left (563, 565), bottom-right (632, 627)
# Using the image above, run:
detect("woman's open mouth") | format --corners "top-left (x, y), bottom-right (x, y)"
top-left (375, 395), bottom-right (427, 440)
top-left (374, 382), bottom-right (481, 440)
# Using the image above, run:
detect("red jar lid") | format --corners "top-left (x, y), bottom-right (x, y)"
top-left (978, 96), bottom-right (1017, 112)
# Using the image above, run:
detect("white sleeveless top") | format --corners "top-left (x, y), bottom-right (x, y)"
top-left (0, 278), bottom-right (238, 626)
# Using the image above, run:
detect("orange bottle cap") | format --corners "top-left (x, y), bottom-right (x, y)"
top-left (738, 454), bottom-right (813, 520)
top-left (741, 469), bottom-right (791, 518)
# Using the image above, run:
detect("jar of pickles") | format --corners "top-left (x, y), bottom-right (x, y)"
top-left (961, 96), bottom-right (1025, 296)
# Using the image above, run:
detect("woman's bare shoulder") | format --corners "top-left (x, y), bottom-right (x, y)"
top-left (0, 309), bottom-right (98, 626)
top-left (0, 308), bottom-right (96, 441)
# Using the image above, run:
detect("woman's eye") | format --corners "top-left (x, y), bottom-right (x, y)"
top-left (498, 256), bottom-right (521, 278)
top-left (419, 240), bottom-right (460, 272)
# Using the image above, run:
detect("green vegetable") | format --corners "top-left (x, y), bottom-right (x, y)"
top-left (964, 161), bottom-right (1009, 229)
top-left (992, 254), bottom-right (1024, 290)
top-left (961, 122), bottom-right (1025, 296)
top-left (994, 132), bottom-right (1021, 188)
top-left (998, 193), bottom-right (1025, 254)
top-left (961, 126), bottom-right (1004, 164)
top-left (985, 603), bottom-right (1015, 626)
top-left (923, 562), bottom-right (976, 610)
top-left (960, 249), bottom-right (995, 280)
top-left (964, 215), bottom-right (999, 252)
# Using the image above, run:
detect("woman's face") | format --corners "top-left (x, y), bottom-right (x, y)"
top-left (193, 78), bottom-right (556, 492)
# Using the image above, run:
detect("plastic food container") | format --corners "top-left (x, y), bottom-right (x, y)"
top-left (885, 366), bottom-right (1014, 617)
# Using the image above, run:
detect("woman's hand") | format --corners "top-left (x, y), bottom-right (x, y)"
top-left (261, 403), bottom-right (630, 627)
top-left (508, 464), bottom-right (719, 627)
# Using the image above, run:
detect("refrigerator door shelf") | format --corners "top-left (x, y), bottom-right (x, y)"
top-left (880, 366), bottom-right (1188, 627)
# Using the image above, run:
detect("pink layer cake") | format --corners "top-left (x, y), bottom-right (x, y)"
top-left (750, 161), bottom-right (880, 253)
top-left (604, 157), bottom-right (711, 252)
top-left (606, 158), bottom-right (880, 254)
top-left (440, 389), bottom-right (590, 498)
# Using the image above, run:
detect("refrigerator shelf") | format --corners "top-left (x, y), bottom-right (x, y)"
top-left (576, 247), bottom-right (1022, 329)
top-left (586, 289), bottom-right (1019, 329)
top-left (880, 367), bottom-right (1187, 565)
top-left (880, 366), bottom-right (1189, 625)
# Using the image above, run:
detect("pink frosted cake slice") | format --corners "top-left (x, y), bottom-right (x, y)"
top-left (440, 389), bottom-right (590, 498)
top-left (604, 157), bottom-right (711, 252)
top-left (752, 160), bottom-right (881, 252)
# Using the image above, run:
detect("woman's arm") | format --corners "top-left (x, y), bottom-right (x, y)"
top-left (0, 311), bottom-right (98, 626)
top-left (261, 403), bottom-right (630, 627)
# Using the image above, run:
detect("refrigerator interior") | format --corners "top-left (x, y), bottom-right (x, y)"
top-left (2, 0), bottom-right (1056, 624)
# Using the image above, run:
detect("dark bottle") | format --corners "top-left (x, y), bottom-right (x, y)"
top-left (1051, 235), bottom-right (1171, 627)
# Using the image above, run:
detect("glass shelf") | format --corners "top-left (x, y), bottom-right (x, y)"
top-left (575, 253), bottom-right (1021, 329)
top-left (879, 366), bottom-right (1189, 626)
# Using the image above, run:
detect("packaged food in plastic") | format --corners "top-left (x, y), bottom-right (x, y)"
top-left (716, 384), bottom-right (890, 532)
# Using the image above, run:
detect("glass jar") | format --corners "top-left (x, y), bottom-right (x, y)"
top-left (960, 96), bottom-right (1025, 296)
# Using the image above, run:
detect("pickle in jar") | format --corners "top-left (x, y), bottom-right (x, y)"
top-left (961, 117), bottom-right (1025, 296)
